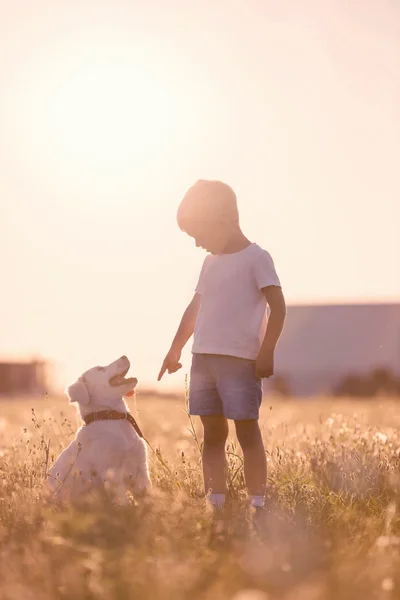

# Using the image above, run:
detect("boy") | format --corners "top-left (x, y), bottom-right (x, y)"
top-left (158, 180), bottom-right (286, 514)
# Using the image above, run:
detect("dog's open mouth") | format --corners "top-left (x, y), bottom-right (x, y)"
top-left (109, 366), bottom-right (138, 388)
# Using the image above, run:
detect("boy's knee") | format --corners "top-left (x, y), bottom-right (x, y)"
top-left (201, 416), bottom-right (229, 447)
top-left (234, 420), bottom-right (261, 449)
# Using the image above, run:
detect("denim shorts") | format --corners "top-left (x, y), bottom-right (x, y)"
top-left (189, 353), bottom-right (262, 421)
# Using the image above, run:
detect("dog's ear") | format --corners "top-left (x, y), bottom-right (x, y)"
top-left (65, 379), bottom-right (90, 405)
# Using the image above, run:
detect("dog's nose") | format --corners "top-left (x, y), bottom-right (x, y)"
top-left (120, 355), bottom-right (128, 361)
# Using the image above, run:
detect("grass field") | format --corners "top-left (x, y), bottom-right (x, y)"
top-left (1, 392), bottom-right (400, 600)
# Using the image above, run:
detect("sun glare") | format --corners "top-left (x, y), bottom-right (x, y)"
top-left (45, 62), bottom-right (174, 167)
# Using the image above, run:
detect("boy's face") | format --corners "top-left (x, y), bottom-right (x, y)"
top-left (184, 219), bottom-right (236, 255)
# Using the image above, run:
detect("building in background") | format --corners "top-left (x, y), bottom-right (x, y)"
top-left (0, 358), bottom-right (50, 396)
top-left (268, 303), bottom-right (400, 396)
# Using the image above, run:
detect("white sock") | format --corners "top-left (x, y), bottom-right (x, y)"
top-left (250, 495), bottom-right (265, 509)
top-left (208, 493), bottom-right (225, 510)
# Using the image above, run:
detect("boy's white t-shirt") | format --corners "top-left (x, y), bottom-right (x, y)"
top-left (192, 243), bottom-right (281, 360)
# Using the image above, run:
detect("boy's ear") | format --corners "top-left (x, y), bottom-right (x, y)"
top-left (65, 379), bottom-right (90, 405)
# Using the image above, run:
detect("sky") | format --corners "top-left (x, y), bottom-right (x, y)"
top-left (1, 0), bottom-right (399, 390)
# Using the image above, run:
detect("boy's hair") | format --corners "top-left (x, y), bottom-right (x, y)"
top-left (177, 180), bottom-right (239, 230)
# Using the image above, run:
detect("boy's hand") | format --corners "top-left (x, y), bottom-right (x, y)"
top-left (157, 347), bottom-right (182, 381)
top-left (255, 349), bottom-right (274, 379)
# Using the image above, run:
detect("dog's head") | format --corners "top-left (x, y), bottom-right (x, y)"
top-left (66, 355), bottom-right (137, 415)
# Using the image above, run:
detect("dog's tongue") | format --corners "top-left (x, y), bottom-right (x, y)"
top-left (124, 390), bottom-right (135, 397)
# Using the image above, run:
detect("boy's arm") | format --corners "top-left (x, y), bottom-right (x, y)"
top-left (256, 286), bottom-right (287, 379)
top-left (157, 293), bottom-right (201, 381)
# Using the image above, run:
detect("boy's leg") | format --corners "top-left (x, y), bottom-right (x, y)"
top-left (234, 419), bottom-right (267, 504)
top-left (189, 354), bottom-right (228, 508)
top-left (201, 415), bottom-right (229, 501)
top-left (211, 356), bottom-right (265, 505)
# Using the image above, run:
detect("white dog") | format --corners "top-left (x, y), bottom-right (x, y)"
top-left (47, 356), bottom-right (151, 503)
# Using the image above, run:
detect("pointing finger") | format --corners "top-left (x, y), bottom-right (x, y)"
top-left (157, 361), bottom-right (167, 381)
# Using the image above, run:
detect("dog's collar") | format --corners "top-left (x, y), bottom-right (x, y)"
top-left (84, 410), bottom-right (143, 438)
